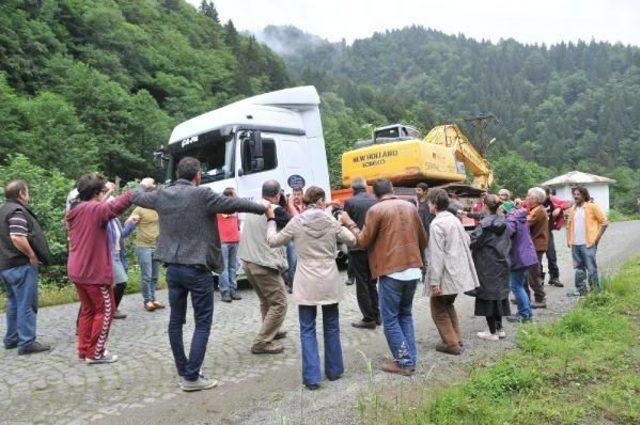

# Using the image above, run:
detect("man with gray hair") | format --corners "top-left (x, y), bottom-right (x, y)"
top-left (525, 187), bottom-right (547, 308)
top-left (239, 180), bottom-right (289, 354)
top-left (344, 178), bottom-right (379, 329)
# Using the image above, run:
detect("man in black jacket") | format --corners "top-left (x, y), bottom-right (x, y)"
top-left (0, 180), bottom-right (52, 355)
top-left (344, 178), bottom-right (379, 329)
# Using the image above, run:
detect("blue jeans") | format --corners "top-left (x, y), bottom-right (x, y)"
top-left (378, 276), bottom-right (418, 369)
top-left (510, 269), bottom-right (532, 319)
top-left (298, 303), bottom-right (344, 385)
top-left (1, 264), bottom-right (38, 348)
top-left (136, 247), bottom-right (160, 303)
top-left (572, 245), bottom-right (600, 293)
top-left (166, 264), bottom-right (214, 381)
top-left (219, 243), bottom-right (239, 296)
top-left (284, 242), bottom-right (297, 288)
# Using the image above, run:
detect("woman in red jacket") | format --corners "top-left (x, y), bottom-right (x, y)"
top-left (66, 174), bottom-right (132, 364)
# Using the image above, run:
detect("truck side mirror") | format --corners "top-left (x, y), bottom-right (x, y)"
top-left (240, 131), bottom-right (264, 173)
top-left (250, 130), bottom-right (263, 158)
top-left (241, 131), bottom-right (264, 173)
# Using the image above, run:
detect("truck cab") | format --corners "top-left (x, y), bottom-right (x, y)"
top-left (159, 86), bottom-right (331, 202)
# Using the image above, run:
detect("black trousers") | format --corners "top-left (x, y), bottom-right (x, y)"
top-left (348, 251), bottom-right (379, 322)
top-left (486, 316), bottom-right (503, 334)
top-left (114, 282), bottom-right (126, 309)
top-left (526, 251), bottom-right (546, 303)
top-left (543, 231), bottom-right (560, 280)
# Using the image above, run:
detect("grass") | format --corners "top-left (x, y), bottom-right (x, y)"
top-left (0, 266), bottom-right (167, 311)
top-left (607, 209), bottom-right (640, 222)
top-left (358, 258), bottom-right (640, 425)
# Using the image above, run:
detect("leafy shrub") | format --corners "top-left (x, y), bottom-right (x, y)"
top-left (0, 154), bottom-right (74, 286)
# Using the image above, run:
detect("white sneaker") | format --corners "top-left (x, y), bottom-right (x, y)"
top-left (180, 376), bottom-right (219, 392)
top-left (497, 330), bottom-right (506, 339)
top-left (477, 331), bottom-right (499, 341)
top-left (86, 351), bottom-right (118, 364)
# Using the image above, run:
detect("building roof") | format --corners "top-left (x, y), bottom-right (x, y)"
top-left (541, 171), bottom-right (616, 187)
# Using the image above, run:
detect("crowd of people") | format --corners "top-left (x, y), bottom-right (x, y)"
top-left (0, 156), bottom-right (609, 392)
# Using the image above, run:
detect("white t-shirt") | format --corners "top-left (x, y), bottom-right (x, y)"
top-left (388, 268), bottom-right (422, 281)
top-left (573, 206), bottom-right (586, 245)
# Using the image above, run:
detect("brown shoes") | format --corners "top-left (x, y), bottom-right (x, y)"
top-left (152, 300), bottom-right (165, 309)
top-left (532, 301), bottom-right (547, 309)
top-left (251, 342), bottom-right (284, 355)
top-left (381, 360), bottom-right (415, 376)
top-left (435, 343), bottom-right (462, 355)
top-left (144, 302), bottom-right (156, 312)
top-left (274, 331), bottom-right (287, 340)
top-left (351, 320), bottom-right (376, 329)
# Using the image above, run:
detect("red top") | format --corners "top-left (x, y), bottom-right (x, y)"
top-left (66, 192), bottom-right (132, 285)
top-left (550, 196), bottom-right (571, 230)
top-left (217, 213), bottom-right (240, 243)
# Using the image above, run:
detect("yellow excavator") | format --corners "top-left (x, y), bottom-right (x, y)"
top-left (331, 123), bottom-right (493, 265)
top-left (338, 123), bottom-right (493, 192)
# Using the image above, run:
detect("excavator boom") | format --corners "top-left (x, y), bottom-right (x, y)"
top-left (423, 124), bottom-right (493, 190)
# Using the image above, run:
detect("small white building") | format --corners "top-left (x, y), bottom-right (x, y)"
top-left (540, 171), bottom-right (616, 212)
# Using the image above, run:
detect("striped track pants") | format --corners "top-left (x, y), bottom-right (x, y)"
top-left (75, 283), bottom-right (115, 360)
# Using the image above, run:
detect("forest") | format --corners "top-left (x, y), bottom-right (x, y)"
top-left (0, 0), bottom-right (289, 182)
top-left (260, 25), bottom-right (640, 211)
top-left (1, 1), bottom-right (640, 260)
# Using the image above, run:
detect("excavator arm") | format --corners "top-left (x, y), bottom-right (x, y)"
top-left (423, 125), bottom-right (493, 190)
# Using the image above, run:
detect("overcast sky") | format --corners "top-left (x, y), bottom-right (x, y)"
top-left (186, 0), bottom-right (640, 46)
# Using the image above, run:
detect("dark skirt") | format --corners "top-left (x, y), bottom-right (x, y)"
top-left (474, 298), bottom-right (511, 317)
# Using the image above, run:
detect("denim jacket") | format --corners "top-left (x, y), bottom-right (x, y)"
top-left (107, 218), bottom-right (134, 271)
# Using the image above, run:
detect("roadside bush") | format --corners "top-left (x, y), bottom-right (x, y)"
top-left (0, 154), bottom-right (74, 286)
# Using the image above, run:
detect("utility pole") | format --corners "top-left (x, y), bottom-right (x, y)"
top-left (463, 113), bottom-right (499, 156)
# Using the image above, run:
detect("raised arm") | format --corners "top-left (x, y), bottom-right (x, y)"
top-left (266, 218), bottom-right (295, 248)
top-left (132, 188), bottom-right (158, 210)
top-left (95, 191), bottom-right (133, 224)
top-left (342, 208), bottom-right (381, 249)
top-left (202, 188), bottom-right (266, 215)
top-left (336, 222), bottom-right (357, 247)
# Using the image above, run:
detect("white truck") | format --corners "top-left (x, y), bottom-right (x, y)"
top-left (159, 86), bottom-right (332, 201)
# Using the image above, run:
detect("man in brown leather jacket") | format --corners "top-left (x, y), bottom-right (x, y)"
top-left (340, 179), bottom-right (427, 376)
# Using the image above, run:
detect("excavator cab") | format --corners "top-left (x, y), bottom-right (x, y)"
top-left (373, 124), bottom-right (422, 143)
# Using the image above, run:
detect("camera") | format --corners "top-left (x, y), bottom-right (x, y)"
top-left (332, 205), bottom-right (343, 220)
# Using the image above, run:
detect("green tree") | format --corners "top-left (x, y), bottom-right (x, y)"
top-left (492, 153), bottom-right (553, 198)
top-left (0, 154), bottom-right (73, 257)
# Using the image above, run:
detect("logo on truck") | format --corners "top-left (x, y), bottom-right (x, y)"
top-left (352, 149), bottom-right (399, 168)
top-left (180, 135), bottom-right (199, 148)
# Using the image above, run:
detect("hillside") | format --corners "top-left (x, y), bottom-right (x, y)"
top-left (0, 0), bottom-right (289, 180)
top-left (260, 25), bottom-right (640, 211)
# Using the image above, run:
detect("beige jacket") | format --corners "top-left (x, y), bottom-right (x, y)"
top-left (425, 211), bottom-right (479, 296)
top-left (266, 209), bottom-right (356, 305)
top-left (239, 204), bottom-right (288, 272)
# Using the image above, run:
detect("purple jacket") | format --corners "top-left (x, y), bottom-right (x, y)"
top-left (505, 209), bottom-right (538, 271)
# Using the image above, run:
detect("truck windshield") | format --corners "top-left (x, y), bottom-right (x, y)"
top-left (166, 130), bottom-right (234, 183)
